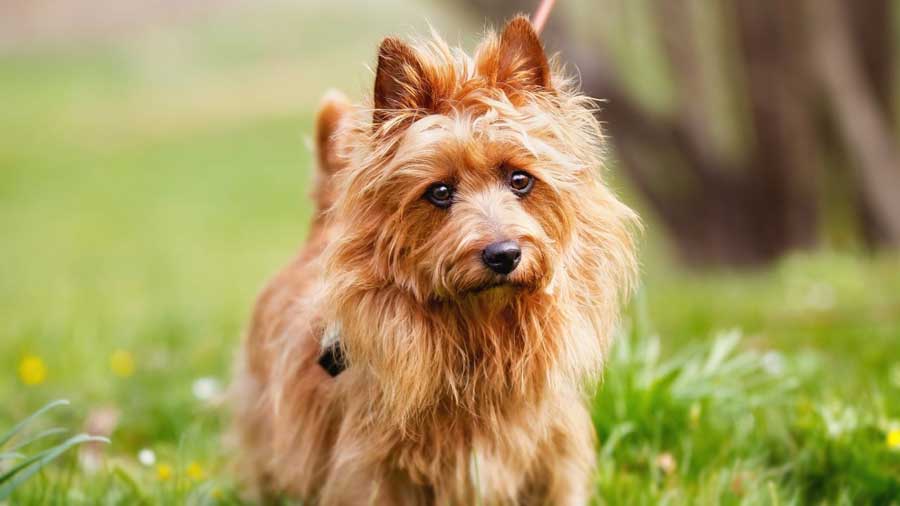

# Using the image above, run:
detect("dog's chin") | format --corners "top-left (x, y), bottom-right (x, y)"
top-left (463, 279), bottom-right (536, 299)
top-left (427, 273), bottom-right (545, 304)
top-left (469, 281), bottom-right (516, 294)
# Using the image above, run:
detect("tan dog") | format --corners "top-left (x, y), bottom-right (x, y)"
top-left (231, 15), bottom-right (639, 505)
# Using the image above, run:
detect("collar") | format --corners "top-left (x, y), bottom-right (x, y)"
top-left (318, 321), bottom-right (345, 377)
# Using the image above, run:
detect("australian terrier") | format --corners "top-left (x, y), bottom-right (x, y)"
top-left (231, 15), bottom-right (639, 505)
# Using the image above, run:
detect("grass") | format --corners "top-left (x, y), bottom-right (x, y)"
top-left (1, 1), bottom-right (899, 504)
top-left (0, 400), bottom-right (108, 501)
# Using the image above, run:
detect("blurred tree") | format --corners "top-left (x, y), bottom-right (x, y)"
top-left (456, 0), bottom-right (900, 266)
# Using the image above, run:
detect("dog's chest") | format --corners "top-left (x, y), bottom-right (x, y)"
top-left (390, 413), bottom-right (548, 504)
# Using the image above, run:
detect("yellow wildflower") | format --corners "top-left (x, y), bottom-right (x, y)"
top-left (689, 402), bottom-right (702, 428)
top-left (110, 349), bottom-right (135, 378)
top-left (887, 428), bottom-right (900, 450)
top-left (156, 463), bottom-right (173, 481)
top-left (186, 461), bottom-right (205, 481)
top-left (18, 355), bottom-right (47, 386)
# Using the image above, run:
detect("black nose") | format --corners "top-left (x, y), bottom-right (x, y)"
top-left (481, 240), bottom-right (521, 275)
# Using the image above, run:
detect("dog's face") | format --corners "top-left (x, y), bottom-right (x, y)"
top-left (365, 113), bottom-right (575, 301)
top-left (329, 17), bottom-right (634, 311)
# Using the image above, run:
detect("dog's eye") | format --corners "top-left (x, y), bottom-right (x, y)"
top-left (509, 171), bottom-right (534, 196)
top-left (425, 183), bottom-right (454, 208)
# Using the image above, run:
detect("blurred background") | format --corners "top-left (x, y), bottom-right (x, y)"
top-left (1, 0), bottom-right (898, 503)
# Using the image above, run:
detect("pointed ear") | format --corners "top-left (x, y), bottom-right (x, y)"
top-left (373, 37), bottom-right (434, 126)
top-left (494, 15), bottom-right (551, 91)
top-left (315, 89), bottom-right (350, 175)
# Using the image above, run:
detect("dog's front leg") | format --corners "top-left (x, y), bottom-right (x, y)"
top-left (319, 458), bottom-right (429, 506)
top-left (530, 408), bottom-right (596, 506)
top-left (318, 464), bottom-right (389, 506)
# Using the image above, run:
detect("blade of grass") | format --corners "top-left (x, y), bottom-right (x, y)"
top-left (600, 422), bottom-right (635, 460)
top-left (0, 446), bottom-right (65, 484)
top-left (112, 465), bottom-right (148, 503)
top-left (7, 428), bottom-right (69, 453)
top-left (0, 400), bottom-right (69, 447)
top-left (0, 434), bottom-right (108, 500)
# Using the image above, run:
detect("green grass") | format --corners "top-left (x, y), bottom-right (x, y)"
top-left (1, 2), bottom-right (899, 504)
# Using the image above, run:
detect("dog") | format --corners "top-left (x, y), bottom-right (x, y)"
top-left (231, 15), bottom-right (639, 505)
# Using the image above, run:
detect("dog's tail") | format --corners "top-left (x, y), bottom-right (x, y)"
top-left (311, 89), bottom-right (352, 216)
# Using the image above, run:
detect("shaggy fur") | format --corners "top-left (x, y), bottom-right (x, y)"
top-left (231, 16), bottom-right (639, 505)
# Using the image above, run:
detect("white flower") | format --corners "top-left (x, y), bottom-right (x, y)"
top-left (138, 448), bottom-right (156, 467)
top-left (820, 404), bottom-right (858, 439)
top-left (761, 351), bottom-right (785, 376)
top-left (192, 377), bottom-right (221, 401)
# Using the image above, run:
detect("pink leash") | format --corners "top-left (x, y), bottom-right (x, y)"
top-left (532, 0), bottom-right (557, 34)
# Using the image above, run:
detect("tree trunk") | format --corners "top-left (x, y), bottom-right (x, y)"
top-left (807, 0), bottom-right (900, 247)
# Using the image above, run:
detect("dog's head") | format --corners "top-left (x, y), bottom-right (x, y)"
top-left (327, 17), bottom-right (636, 312)
top-left (316, 18), bottom-right (639, 424)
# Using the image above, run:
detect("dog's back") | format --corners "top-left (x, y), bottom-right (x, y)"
top-left (231, 91), bottom-right (350, 499)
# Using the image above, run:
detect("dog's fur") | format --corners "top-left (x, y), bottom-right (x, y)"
top-left (231, 16), bottom-right (639, 505)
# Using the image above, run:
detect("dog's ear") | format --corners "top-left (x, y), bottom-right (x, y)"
top-left (481, 15), bottom-right (551, 92)
top-left (373, 37), bottom-right (434, 126)
top-left (316, 89), bottom-right (351, 176)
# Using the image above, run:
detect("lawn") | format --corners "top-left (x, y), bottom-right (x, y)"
top-left (1, 1), bottom-right (899, 504)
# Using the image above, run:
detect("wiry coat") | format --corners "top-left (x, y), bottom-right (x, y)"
top-left (231, 16), bottom-right (639, 505)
